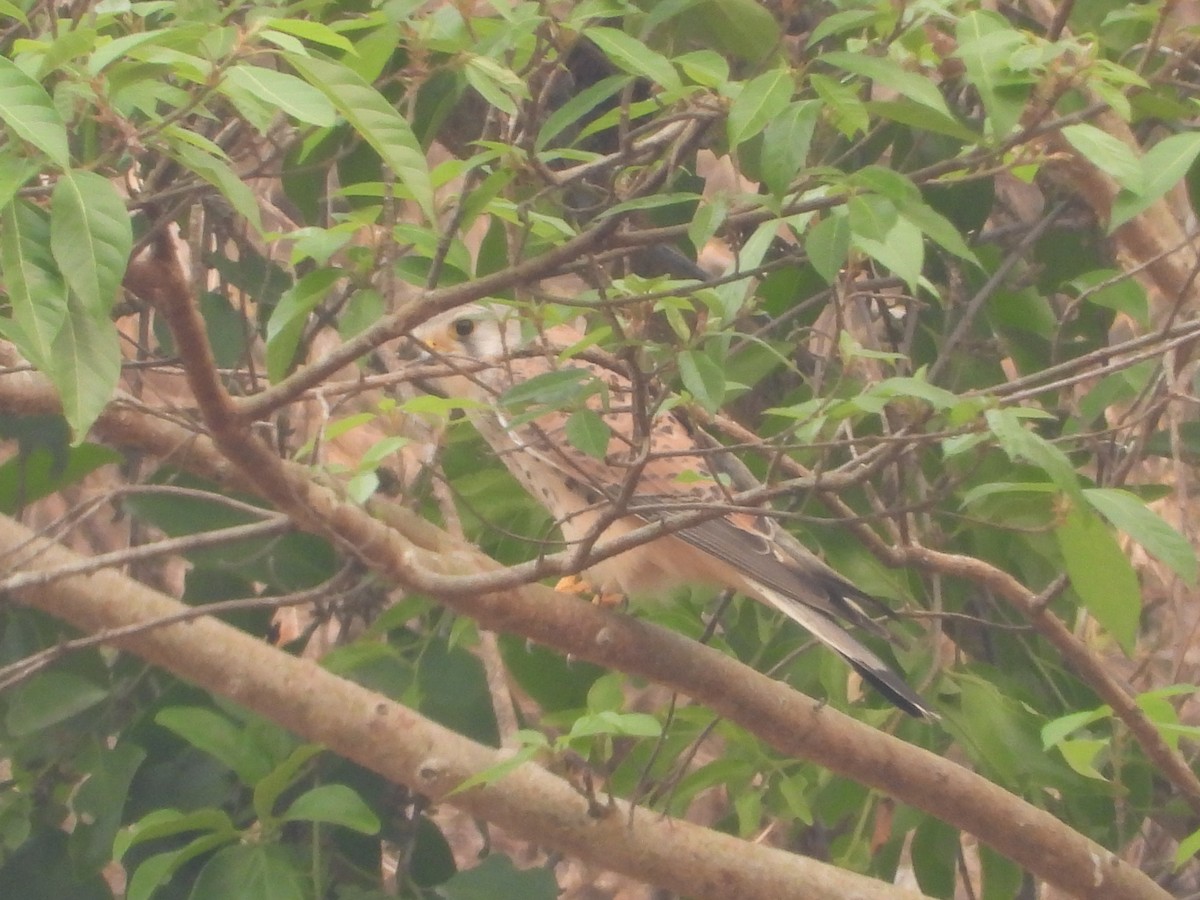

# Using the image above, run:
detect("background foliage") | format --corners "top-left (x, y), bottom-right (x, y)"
top-left (1, 0), bottom-right (1199, 897)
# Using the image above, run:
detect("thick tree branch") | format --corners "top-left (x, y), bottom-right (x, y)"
top-left (0, 513), bottom-right (926, 900)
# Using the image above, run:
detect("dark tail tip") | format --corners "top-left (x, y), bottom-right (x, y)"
top-left (851, 660), bottom-right (939, 720)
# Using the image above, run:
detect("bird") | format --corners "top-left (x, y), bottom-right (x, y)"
top-left (410, 303), bottom-right (936, 718)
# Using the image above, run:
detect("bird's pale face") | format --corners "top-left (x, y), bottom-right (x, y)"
top-left (409, 304), bottom-right (522, 400)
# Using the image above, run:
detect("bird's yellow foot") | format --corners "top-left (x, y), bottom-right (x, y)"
top-left (554, 574), bottom-right (624, 608)
top-left (554, 574), bottom-right (589, 595)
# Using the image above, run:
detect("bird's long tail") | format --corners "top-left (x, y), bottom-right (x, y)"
top-left (749, 582), bottom-right (937, 719)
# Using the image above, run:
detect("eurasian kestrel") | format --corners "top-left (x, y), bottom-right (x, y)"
top-left (413, 304), bottom-right (934, 718)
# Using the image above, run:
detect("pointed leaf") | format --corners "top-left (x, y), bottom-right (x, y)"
top-left (47, 294), bottom-right (120, 438)
top-left (564, 408), bottom-right (611, 459)
top-left (222, 64), bottom-right (336, 127)
top-left (1110, 131), bottom-right (1200, 232)
top-left (821, 51), bottom-right (955, 118)
top-left (584, 26), bottom-right (681, 92)
top-left (285, 52), bottom-right (433, 220)
top-left (985, 408), bottom-right (1079, 496)
top-left (1061, 124), bottom-right (1143, 193)
top-left (1056, 508), bottom-right (1141, 654)
top-left (5, 671), bottom-right (108, 736)
top-left (806, 212), bottom-right (850, 284)
top-left (50, 170), bottom-right (132, 315)
top-left (677, 349), bottom-right (725, 412)
top-left (727, 67), bottom-right (793, 150)
top-left (0, 199), bottom-right (67, 368)
top-left (265, 268), bottom-right (342, 382)
top-left (1083, 487), bottom-right (1197, 585)
top-left (760, 100), bottom-right (819, 197)
top-left (0, 55), bottom-right (69, 165)
top-left (163, 127), bottom-right (264, 232)
top-left (281, 784), bottom-right (381, 834)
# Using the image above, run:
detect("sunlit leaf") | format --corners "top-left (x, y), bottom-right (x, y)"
top-left (564, 408), bottom-right (611, 459)
top-left (677, 349), bottom-right (725, 412)
top-left (286, 52), bottom-right (434, 220)
top-left (727, 67), bottom-right (793, 150)
top-left (1110, 131), bottom-right (1200, 231)
top-left (1083, 487), bottom-right (1197, 585)
top-left (1062, 123), bottom-right (1143, 193)
top-left (584, 26), bottom-right (680, 92)
top-left (222, 64), bottom-right (336, 127)
top-left (0, 55), bottom-right (69, 165)
top-left (0, 199), bottom-right (66, 369)
top-left (1056, 507), bottom-right (1141, 654)
top-left (50, 170), bottom-right (132, 315)
top-left (46, 294), bottom-right (120, 438)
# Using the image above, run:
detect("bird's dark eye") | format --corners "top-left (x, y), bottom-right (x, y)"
top-left (453, 318), bottom-right (475, 338)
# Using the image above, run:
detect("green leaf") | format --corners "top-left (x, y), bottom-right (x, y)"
top-left (163, 127), bottom-right (264, 232)
top-left (866, 98), bottom-right (979, 142)
top-left (808, 8), bottom-right (882, 46)
top-left (189, 844), bottom-right (307, 900)
top-left (0, 439), bottom-right (120, 514)
top-left (262, 17), bottom-right (356, 54)
top-left (564, 408), bottom-right (611, 459)
top-left (805, 212), bottom-right (850, 284)
top-left (850, 197), bottom-right (924, 289)
top-left (114, 808), bottom-right (237, 860)
top-left (50, 170), bottom-right (132, 315)
top-left (499, 367), bottom-right (596, 410)
top-left (0, 152), bottom-right (37, 209)
top-left (265, 268), bottom-right (342, 382)
top-left (900, 199), bottom-right (978, 263)
top-left (0, 199), bottom-right (67, 369)
top-left (954, 12), bottom-right (1029, 139)
top-left (71, 743), bottom-right (147, 870)
top-left (285, 52), bottom-right (433, 220)
top-left (222, 64), bottom-right (336, 127)
top-left (583, 27), bottom-right (680, 92)
top-left (125, 831), bottom-right (240, 900)
top-left (0, 55), bottom-right (69, 165)
top-left (155, 706), bottom-right (273, 785)
top-left (251, 744), bottom-right (324, 825)
top-left (1061, 124), bottom-right (1143, 193)
top-left (1055, 507), bottom-right (1141, 654)
top-left (1082, 488), bottom-right (1197, 585)
top-left (463, 54), bottom-right (528, 116)
top-left (1177, 827), bottom-right (1200, 871)
top-left (675, 49), bottom-right (728, 88)
top-left (281, 784), bottom-right (381, 834)
top-left (727, 67), bottom-right (793, 150)
top-left (439, 853), bottom-right (558, 900)
top-left (809, 72), bottom-right (868, 137)
top-left (985, 408), bottom-right (1079, 496)
top-left (1041, 706), bottom-right (1111, 750)
top-left (759, 100), bottom-right (819, 198)
top-left (536, 73), bottom-right (626, 151)
top-left (821, 51), bottom-right (955, 119)
top-left (1110, 131), bottom-right (1200, 232)
top-left (868, 375), bottom-right (959, 410)
top-left (688, 194), bottom-right (727, 253)
top-left (566, 710), bottom-right (662, 741)
top-left (4, 671), bottom-right (108, 736)
top-left (677, 349), bottom-right (725, 412)
top-left (1055, 738), bottom-right (1109, 781)
top-left (47, 293), bottom-right (121, 438)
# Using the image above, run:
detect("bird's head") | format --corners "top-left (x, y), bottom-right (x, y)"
top-left (410, 303), bottom-right (521, 359)
top-left (407, 303), bottom-right (523, 398)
